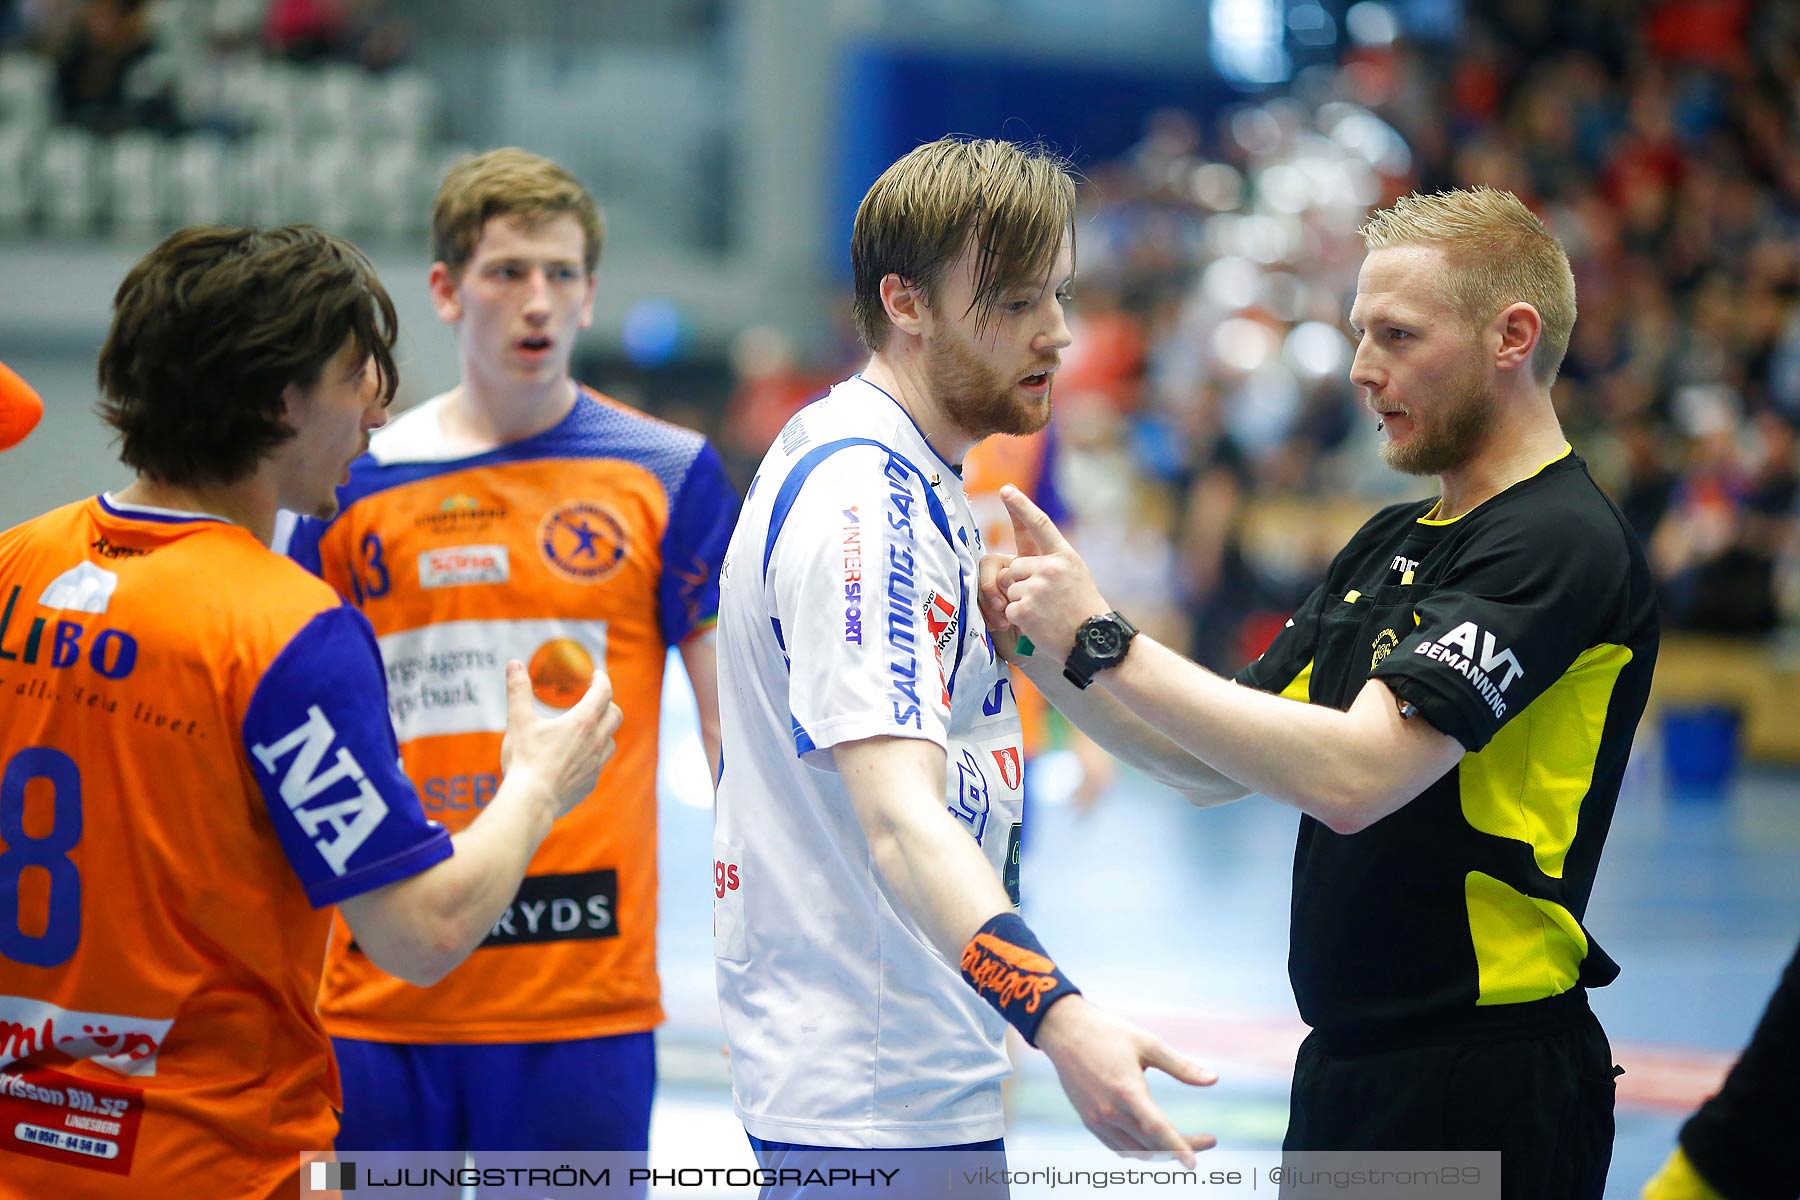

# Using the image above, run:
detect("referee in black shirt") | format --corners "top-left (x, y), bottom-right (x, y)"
top-left (980, 185), bottom-right (1659, 1200)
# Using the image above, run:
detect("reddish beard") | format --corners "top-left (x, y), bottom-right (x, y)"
top-left (1381, 355), bottom-right (1497, 476)
top-left (923, 326), bottom-right (1053, 440)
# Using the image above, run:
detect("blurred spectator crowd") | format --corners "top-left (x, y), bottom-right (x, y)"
top-left (5, 0), bottom-right (1799, 662)
top-left (720, 0), bottom-right (1800, 667)
top-left (0, 0), bottom-right (456, 238)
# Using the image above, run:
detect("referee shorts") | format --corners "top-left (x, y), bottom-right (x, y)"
top-left (1281, 1010), bottom-right (1618, 1200)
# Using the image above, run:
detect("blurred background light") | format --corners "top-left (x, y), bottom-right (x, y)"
top-left (1189, 161), bottom-right (1246, 211)
top-left (1200, 254), bottom-right (1263, 311)
top-left (1285, 320), bottom-right (1354, 379)
top-left (621, 297), bottom-right (686, 367)
top-left (1212, 315), bottom-right (1283, 373)
top-left (1286, 1), bottom-right (1338, 49)
top-left (1211, 0), bottom-right (1290, 87)
top-left (1345, 1), bottom-right (1400, 47)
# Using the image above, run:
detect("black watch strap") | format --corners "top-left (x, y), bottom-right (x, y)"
top-left (1062, 611), bottom-right (1138, 690)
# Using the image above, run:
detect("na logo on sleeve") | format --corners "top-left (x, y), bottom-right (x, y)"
top-left (250, 705), bottom-right (390, 876)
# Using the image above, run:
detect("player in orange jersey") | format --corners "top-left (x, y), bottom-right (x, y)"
top-left (0, 224), bottom-right (620, 1199)
top-left (281, 149), bottom-right (737, 1170)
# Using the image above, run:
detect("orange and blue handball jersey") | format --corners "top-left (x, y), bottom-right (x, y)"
top-left (284, 387), bottom-right (737, 1043)
top-left (0, 496), bottom-right (451, 1197)
top-left (962, 427), bottom-right (1066, 753)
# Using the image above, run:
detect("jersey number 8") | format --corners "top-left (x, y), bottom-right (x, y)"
top-left (1, 747), bottom-right (83, 968)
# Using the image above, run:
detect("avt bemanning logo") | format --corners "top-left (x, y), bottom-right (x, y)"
top-left (1413, 620), bottom-right (1523, 718)
top-left (308, 1159), bottom-right (356, 1191)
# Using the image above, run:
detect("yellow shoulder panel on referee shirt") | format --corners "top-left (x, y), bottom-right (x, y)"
top-left (1458, 642), bottom-right (1633, 879)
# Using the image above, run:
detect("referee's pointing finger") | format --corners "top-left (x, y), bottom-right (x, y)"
top-left (1000, 484), bottom-right (1071, 554)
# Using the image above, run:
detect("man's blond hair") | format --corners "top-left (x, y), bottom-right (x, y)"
top-left (431, 148), bottom-right (604, 278)
top-left (851, 136), bottom-right (1077, 351)
top-left (1360, 186), bottom-right (1575, 386)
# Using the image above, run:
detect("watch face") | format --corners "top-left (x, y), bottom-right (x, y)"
top-left (1084, 623), bottom-right (1123, 657)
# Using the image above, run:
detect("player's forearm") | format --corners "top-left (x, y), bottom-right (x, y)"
top-left (1014, 654), bottom-right (1250, 805)
top-left (342, 770), bottom-right (558, 985)
top-left (432, 770), bottom-right (560, 940)
top-left (699, 714), bottom-right (722, 785)
top-left (836, 737), bottom-right (1013, 955)
top-left (866, 803), bottom-right (1014, 954)
top-left (1097, 637), bottom-right (1416, 832)
top-left (680, 629), bottom-right (723, 785)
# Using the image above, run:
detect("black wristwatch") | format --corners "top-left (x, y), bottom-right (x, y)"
top-left (1062, 611), bottom-right (1138, 690)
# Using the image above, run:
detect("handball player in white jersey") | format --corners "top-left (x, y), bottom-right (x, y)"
top-left (713, 136), bottom-right (1227, 1193)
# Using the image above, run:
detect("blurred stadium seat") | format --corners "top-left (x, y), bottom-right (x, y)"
top-left (37, 125), bottom-right (101, 234)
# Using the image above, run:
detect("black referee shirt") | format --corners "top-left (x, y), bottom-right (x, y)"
top-left (1237, 449), bottom-right (1659, 1046)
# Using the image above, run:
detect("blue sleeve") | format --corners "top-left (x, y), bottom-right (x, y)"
top-left (658, 439), bottom-right (740, 645)
top-left (242, 605), bottom-right (453, 908)
top-left (274, 509), bottom-right (329, 579)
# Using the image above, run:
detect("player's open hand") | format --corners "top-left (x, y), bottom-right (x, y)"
top-left (1035, 995), bottom-right (1217, 1166)
top-left (999, 485), bottom-right (1111, 659)
top-left (499, 660), bottom-right (622, 819)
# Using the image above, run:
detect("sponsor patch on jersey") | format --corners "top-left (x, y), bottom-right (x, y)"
top-left (0, 995), bottom-right (173, 1077)
top-left (87, 536), bottom-right (148, 561)
top-left (249, 704), bottom-right (391, 876)
top-left (841, 507), bottom-right (864, 644)
top-left (924, 589), bottom-right (958, 706)
top-left (378, 618), bottom-right (609, 740)
top-left (0, 585), bottom-right (140, 682)
top-left (950, 748), bottom-right (991, 844)
top-left (1004, 821), bottom-right (1023, 908)
top-left (713, 839), bottom-right (748, 961)
top-left (538, 500), bottom-right (628, 584)
top-left (981, 677), bottom-right (1012, 717)
top-left (925, 590), bottom-right (959, 655)
top-left (1371, 627), bottom-right (1399, 670)
top-left (1412, 620), bottom-right (1523, 719)
top-left (418, 771), bottom-right (498, 816)
top-left (479, 870), bottom-right (618, 947)
top-left (990, 745), bottom-right (1022, 790)
top-left (882, 454), bottom-right (924, 729)
top-left (0, 1063), bottom-right (146, 1175)
top-left (413, 493), bottom-right (509, 534)
top-left (418, 544), bottom-right (509, 589)
top-left (37, 563), bottom-right (118, 615)
top-left (713, 858), bottom-right (741, 900)
top-left (779, 413), bottom-right (810, 455)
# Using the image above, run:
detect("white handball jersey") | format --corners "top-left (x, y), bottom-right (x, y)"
top-left (714, 375), bottom-right (1027, 1147)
